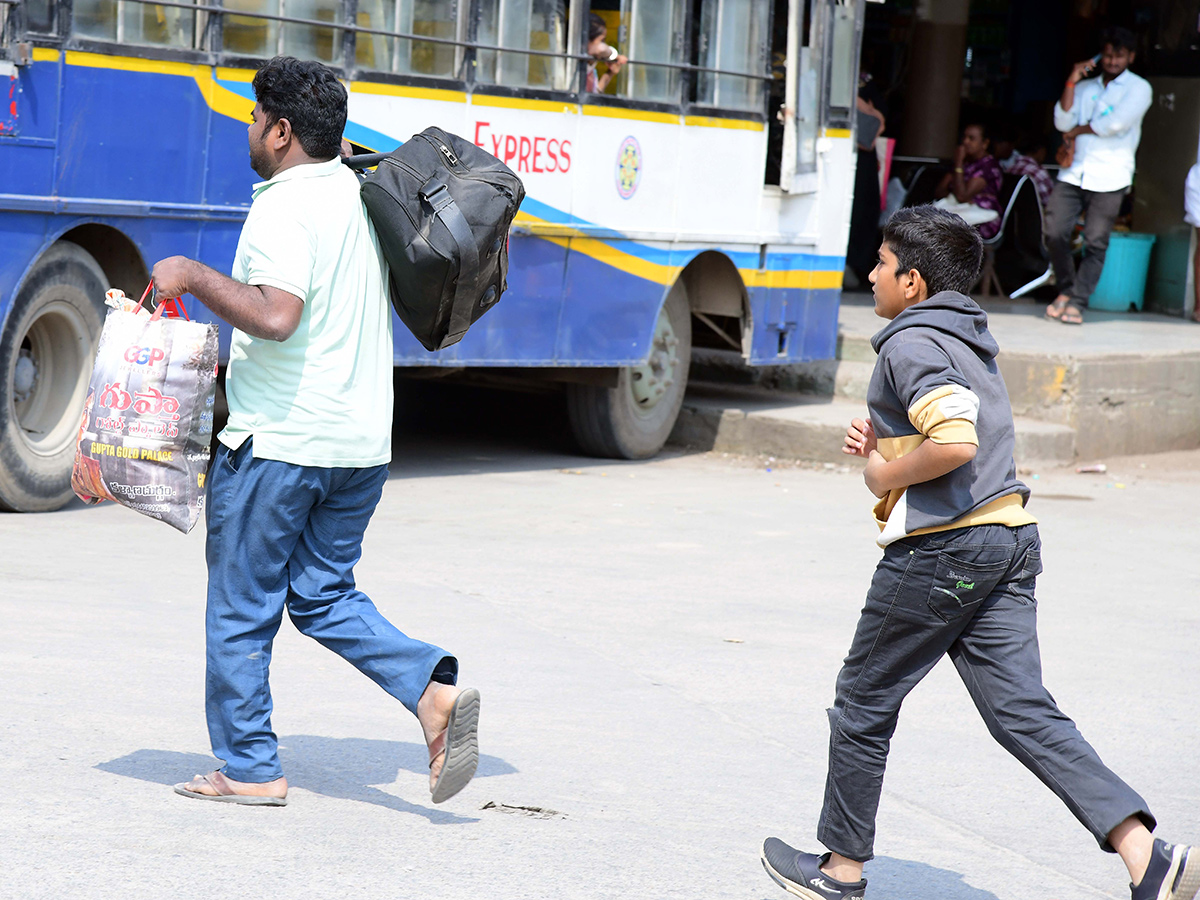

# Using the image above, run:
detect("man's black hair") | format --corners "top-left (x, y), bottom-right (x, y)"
top-left (881, 205), bottom-right (982, 296)
top-left (1101, 26), bottom-right (1137, 53)
top-left (252, 56), bottom-right (346, 160)
top-left (588, 12), bottom-right (607, 42)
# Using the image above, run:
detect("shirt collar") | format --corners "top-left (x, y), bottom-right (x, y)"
top-left (1101, 69), bottom-right (1131, 89)
top-left (252, 156), bottom-right (343, 197)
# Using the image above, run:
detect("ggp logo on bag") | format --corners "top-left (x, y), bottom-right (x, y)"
top-left (124, 345), bottom-right (166, 365)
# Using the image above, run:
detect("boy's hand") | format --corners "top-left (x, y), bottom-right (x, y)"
top-left (843, 417), bottom-right (877, 458)
top-left (863, 450), bottom-right (890, 498)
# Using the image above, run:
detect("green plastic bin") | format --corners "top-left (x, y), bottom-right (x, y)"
top-left (1089, 232), bottom-right (1156, 311)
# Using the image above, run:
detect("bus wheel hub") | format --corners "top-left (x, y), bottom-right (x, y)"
top-left (630, 307), bottom-right (679, 410)
top-left (13, 351), bottom-right (37, 403)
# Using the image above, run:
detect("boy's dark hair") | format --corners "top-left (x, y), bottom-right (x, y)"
top-left (881, 205), bottom-right (983, 296)
top-left (1101, 26), bottom-right (1137, 53)
top-left (252, 56), bottom-right (346, 160)
top-left (588, 12), bottom-right (607, 42)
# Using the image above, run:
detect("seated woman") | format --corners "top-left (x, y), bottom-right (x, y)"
top-left (934, 123), bottom-right (1003, 240)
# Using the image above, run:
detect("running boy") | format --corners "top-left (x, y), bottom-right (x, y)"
top-left (760, 205), bottom-right (1197, 900)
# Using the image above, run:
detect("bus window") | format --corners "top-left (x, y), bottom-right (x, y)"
top-left (221, 0), bottom-right (343, 65)
top-left (355, 0), bottom-right (460, 78)
top-left (23, 0), bottom-right (56, 34)
top-left (476, 0), bottom-right (570, 91)
top-left (73, 0), bottom-right (198, 47)
top-left (824, 0), bottom-right (858, 124)
top-left (695, 0), bottom-right (770, 113)
top-left (617, 0), bottom-right (685, 104)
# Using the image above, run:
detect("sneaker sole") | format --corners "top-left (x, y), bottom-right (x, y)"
top-left (760, 852), bottom-right (835, 900)
top-left (1162, 845), bottom-right (1200, 900)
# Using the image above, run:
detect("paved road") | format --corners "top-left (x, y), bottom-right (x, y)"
top-left (3, 383), bottom-right (1198, 900)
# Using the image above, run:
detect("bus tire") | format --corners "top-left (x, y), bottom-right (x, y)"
top-left (0, 242), bottom-right (107, 512)
top-left (566, 283), bottom-right (691, 460)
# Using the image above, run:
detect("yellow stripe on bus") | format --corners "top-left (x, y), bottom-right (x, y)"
top-left (57, 51), bottom-right (254, 123)
top-left (32, 48), bottom-right (61, 62)
top-left (683, 115), bottom-right (764, 132)
top-left (823, 128), bottom-right (852, 138)
top-left (582, 105), bottom-right (678, 125)
top-left (514, 212), bottom-right (842, 289)
top-left (351, 81), bottom-right (468, 104)
top-left (741, 268), bottom-right (844, 289)
top-left (470, 94), bottom-right (577, 114)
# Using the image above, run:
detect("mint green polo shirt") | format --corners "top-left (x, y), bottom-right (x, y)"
top-left (220, 157), bottom-right (393, 468)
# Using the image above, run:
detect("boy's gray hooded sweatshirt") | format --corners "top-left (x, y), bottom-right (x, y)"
top-left (867, 291), bottom-right (1036, 547)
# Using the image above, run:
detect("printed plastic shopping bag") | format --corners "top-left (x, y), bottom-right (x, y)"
top-left (71, 286), bottom-right (219, 533)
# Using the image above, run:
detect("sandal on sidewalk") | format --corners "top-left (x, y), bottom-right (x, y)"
top-left (429, 687), bottom-right (480, 804)
top-left (173, 771), bottom-right (288, 806)
top-left (1045, 297), bottom-right (1069, 321)
top-left (1060, 304), bottom-right (1084, 325)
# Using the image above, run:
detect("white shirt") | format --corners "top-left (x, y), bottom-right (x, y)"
top-left (1053, 69), bottom-right (1152, 193)
top-left (221, 157), bottom-right (394, 468)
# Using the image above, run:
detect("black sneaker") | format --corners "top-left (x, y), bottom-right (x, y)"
top-left (1132, 839), bottom-right (1199, 900)
top-left (761, 838), bottom-right (867, 900)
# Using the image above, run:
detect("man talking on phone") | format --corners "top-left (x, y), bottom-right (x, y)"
top-left (1044, 26), bottom-right (1151, 326)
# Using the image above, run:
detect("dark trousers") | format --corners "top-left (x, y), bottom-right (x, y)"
top-left (204, 439), bottom-right (456, 782)
top-left (817, 523), bottom-right (1152, 862)
top-left (1044, 181), bottom-right (1125, 306)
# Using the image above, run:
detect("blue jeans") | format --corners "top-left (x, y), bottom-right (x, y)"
top-left (818, 523), bottom-right (1153, 862)
top-left (204, 439), bottom-right (456, 783)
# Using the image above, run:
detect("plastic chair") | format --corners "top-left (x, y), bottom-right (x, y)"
top-left (974, 174), bottom-right (1027, 298)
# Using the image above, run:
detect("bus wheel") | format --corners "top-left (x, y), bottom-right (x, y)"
top-left (567, 283), bottom-right (691, 459)
top-left (0, 242), bottom-right (107, 512)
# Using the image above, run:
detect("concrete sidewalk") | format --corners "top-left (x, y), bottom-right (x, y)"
top-left (673, 293), bottom-right (1200, 465)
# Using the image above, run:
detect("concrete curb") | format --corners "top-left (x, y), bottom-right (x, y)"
top-left (671, 382), bottom-right (1076, 467)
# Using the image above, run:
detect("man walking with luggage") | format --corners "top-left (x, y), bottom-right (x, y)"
top-left (1044, 27), bottom-right (1151, 326)
top-left (150, 56), bottom-right (479, 806)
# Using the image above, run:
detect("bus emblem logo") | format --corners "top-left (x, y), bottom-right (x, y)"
top-left (615, 136), bottom-right (642, 200)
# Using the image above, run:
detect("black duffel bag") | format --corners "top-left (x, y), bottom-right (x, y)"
top-left (345, 127), bottom-right (525, 352)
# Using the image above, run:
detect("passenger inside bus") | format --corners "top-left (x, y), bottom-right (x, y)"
top-left (585, 12), bottom-right (626, 93)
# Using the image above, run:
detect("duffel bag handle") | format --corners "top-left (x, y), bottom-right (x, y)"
top-left (419, 176), bottom-right (480, 346)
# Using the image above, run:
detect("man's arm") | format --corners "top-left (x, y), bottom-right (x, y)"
top-left (1088, 77), bottom-right (1153, 138)
top-left (862, 440), bottom-right (976, 498)
top-left (151, 256), bottom-right (304, 342)
top-left (1056, 59), bottom-right (1098, 131)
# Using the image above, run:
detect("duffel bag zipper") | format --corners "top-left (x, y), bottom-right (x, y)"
top-left (413, 133), bottom-right (521, 199)
top-left (385, 151), bottom-right (519, 211)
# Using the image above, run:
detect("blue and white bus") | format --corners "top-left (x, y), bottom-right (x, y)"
top-left (0, 0), bottom-right (865, 511)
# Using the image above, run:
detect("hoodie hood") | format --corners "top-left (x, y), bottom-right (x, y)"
top-left (870, 291), bottom-right (998, 361)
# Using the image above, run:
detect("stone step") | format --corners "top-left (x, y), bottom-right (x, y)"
top-left (672, 382), bottom-right (1076, 468)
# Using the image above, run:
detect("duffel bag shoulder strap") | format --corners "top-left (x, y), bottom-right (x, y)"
top-left (419, 176), bottom-right (480, 347)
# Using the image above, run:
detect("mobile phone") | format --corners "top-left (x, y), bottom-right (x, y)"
top-left (1090, 54), bottom-right (1102, 66)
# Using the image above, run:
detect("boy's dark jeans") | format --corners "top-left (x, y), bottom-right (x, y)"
top-left (818, 523), bottom-right (1153, 862)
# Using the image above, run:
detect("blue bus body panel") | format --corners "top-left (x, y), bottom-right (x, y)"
top-left (57, 66), bottom-right (210, 205)
top-left (1, 56), bottom-right (844, 370)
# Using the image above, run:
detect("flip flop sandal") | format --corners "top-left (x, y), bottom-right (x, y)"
top-left (1060, 305), bottom-right (1084, 325)
top-left (173, 770), bottom-right (288, 806)
top-left (428, 688), bottom-right (481, 804)
top-left (1044, 298), bottom-right (1069, 321)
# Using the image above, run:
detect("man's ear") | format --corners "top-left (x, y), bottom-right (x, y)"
top-left (271, 117), bottom-right (293, 151)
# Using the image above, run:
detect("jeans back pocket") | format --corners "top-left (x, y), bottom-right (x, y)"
top-left (927, 550), bottom-right (1010, 622)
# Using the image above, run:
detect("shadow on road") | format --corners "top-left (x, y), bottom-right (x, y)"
top-left (756, 854), bottom-right (1002, 900)
top-left (853, 856), bottom-right (1002, 900)
top-left (387, 377), bottom-right (675, 480)
top-left (95, 736), bottom-right (517, 824)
